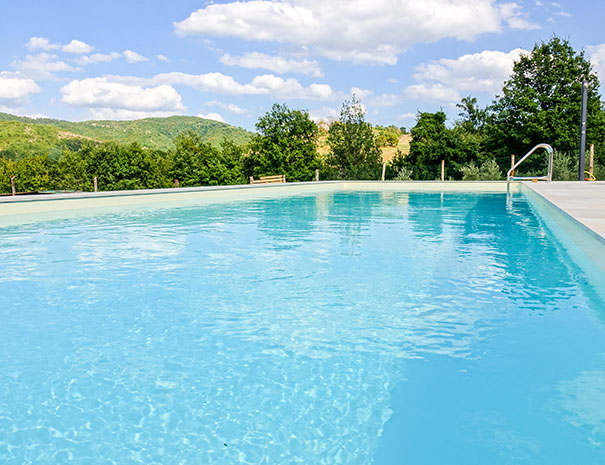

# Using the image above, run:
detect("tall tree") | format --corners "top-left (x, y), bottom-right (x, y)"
top-left (245, 103), bottom-right (319, 182)
top-left (405, 111), bottom-right (481, 180)
top-left (169, 131), bottom-right (241, 186)
top-left (485, 37), bottom-right (605, 171)
top-left (326, 97), bottom-right (382, 179)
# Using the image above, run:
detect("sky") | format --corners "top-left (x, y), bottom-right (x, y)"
top-left (1, 0), bottom-right (604, 131)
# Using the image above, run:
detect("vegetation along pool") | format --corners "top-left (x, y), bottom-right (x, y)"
top-left (1, 189), bottom-right (604, 464)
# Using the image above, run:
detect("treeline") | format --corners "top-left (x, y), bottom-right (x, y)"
top-left (1, 98), bottom-right (388, 194)
top-left (392, 37), bottom-right (605, 181)
top-left (2, 37), bottom-right (605, 194)
top-left (0, 135), bottom-right (248, 194)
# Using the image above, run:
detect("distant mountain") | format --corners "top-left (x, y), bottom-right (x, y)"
top-left (0, 113), bottom-right (254, 157)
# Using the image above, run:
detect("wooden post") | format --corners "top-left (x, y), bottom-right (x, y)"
top-left (10, 176), bottom-right (16, 196)
top-left (93, 177), bottom-right (98, 192)
top-left (315, 169), bottom-right (319, 182)
top-left (174, 178), bottom-right (179, 188)
top-left (440, 159), bottom-right (445, 181)
top-left (511, 154), bottom-right (515, 177)
top-left (249, 176), bottom-right (254, 184)
top-left (381, 162), bottom-right (386, 181)
top-left (589, 144), bottom-right (594, 176)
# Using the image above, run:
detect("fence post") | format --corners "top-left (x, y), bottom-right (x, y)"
top-left (511, 154), bottom-right (515, 177)
top-left (440, 159), bottom-right (445, 181)
top-left (315, 169), bottom-right (319, 182)
top-left (174, 178), bottom-right (179, 188)
top-left (93, 177), bottom-right (98, 192)
top-left (381, 162), bottom-right (386, 181)
top-left (10, 176), bottom-right (16, 196)
top-left (589, 144), bottom-right (594, 177)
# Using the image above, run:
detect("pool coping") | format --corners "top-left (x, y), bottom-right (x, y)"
top-left (521, 181), bottom-right (605, 242)
top-left (0, 180), bottom-right (517, 205)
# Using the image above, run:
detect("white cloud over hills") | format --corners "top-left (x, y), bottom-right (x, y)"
top-left (60, 77), bottom-right (186, 118)
top-left (0, 73), bottom-right (41, 104)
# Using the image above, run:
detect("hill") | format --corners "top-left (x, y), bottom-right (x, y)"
top-left (0, 113), bottom-right (253, 158)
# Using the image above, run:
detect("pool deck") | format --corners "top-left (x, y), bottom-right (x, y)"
top-left (523, 181), bottom-right (605, 241)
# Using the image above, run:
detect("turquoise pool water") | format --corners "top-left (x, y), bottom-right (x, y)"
top-left (1, 191), bottom-right (605, 464)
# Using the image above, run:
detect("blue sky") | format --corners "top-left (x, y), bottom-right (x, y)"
top-left (1, 0), bottom-right (604, 131)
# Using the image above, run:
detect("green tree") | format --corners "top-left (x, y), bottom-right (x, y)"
top-left (485, 37), bottom-right (605, 172)
top-left (14, 155), bottom-right (53, 192)
top-left (245, 103), bottom-right (319, 182)
top-left (326, 97), bottom-right (382, 179)
top-left (169, 131), bottom-right (243, 186)
top-left (53, 150), bottom-right (91, 191)
top-left (456, 96), bottom-right (487, 133)
top-left (405, 111), bottom-right (481, 180)
top-left (0, 157), bottom-right (16, 193)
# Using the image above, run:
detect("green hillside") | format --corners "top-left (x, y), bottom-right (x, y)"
top-left (0, 113), bottom-right (253, 158)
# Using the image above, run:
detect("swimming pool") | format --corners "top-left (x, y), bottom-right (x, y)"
top-left (1, 188), bottom-right (604, 464)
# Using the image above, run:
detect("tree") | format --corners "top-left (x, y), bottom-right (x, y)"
top-left (169, 131), bottom-right (241, 186)
top-left (485, 37), bottom-right (605, 172)
top-left (326, 97), bottom-right (382, 179)
top-left (245, 103), bottom-right (319, 181)
top-left (405, 111), bottom-right (481, 180)
top-left (53, 150), bottom-right (91, 191)
top-left (456, 96), bottom-right (487, 133)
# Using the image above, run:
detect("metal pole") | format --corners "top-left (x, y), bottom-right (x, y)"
top-left (381, 162), bottom-right (386, 181)
top-left (440, 159), bottom-right (445, 181)
top-left (578, 80), bottom-right (588, 181)
top-left (589, 144), bottom-right (594, 177)
top-left (510, 154), bottom-right (515, 177)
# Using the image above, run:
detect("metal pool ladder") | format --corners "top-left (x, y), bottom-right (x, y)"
top-left (507, 143), bottom-right (554, 191)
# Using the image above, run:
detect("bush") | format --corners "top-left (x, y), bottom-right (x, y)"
top-left (461, 159), bottom-right (502, 180)
top-left (394, 166), bottom-right (413, 181)
top-left (551, 150), bottom-right (576, 181)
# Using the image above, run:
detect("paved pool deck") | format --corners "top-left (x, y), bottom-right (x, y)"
top-left (523, 181), bottom-right (605, 241)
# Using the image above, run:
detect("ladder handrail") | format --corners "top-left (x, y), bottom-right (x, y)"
top-left (507, 143), bottom-right (554, 183)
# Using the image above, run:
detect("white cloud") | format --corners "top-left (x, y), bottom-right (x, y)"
top-left (123, 50), bottom-right (150, 64)
top-left (398, 112), bottom-right (417, 120)
top-left (26, 37), bottom-right (60, 51)
top-left (350, 87), bottom-right (373, 100)
top-left (76, 52), bottom-right (122, 65)
top-left (62, 39), bottom-right (94, 54)
top-left (151, 71), bottom-right (334, 99)
top-left (197, 112), bottom-right (226, 123)
top-left (11, 53), bottom-right (82, 79)
top-left (175, 0), bottom-right (537, 64)
top-left (220, 52), bottom-right (322, 77)
top-left (349, 87), bottom-right (400, 107)
top-left (88, 108), bottom-right (181, 120)
top-left (157, 54), bottom-right (169, 62)
top-left (413, 48), bottom-right (527, 97)
top-left (403, 83), bottom-right (462, 103)
top-left (0, 72), bottom-right (41, 104)
top-left (205, 99), bottom-right (247, 114)
top-left (588, 44), bottom-right (605, 82)
top-left (499, 3), bottom-right (541, 30)
top-left (308, 106), bottom-right (340, 123)
top-left (60, 78), bottom-right (185, 117)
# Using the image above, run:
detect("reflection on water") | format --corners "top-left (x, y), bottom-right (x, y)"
top-left (558, 366), bottom-right (605, 447)
top-left (0, 191), bottom-right (604, 464)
